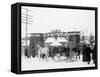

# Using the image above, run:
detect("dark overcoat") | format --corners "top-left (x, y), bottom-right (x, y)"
top-left (82, 46), bottom-right (92, 62)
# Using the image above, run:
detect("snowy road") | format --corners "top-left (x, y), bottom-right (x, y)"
top-left (21, 56), bottom-right (95, 71)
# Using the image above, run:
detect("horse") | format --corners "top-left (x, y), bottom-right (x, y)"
top-left (37, 44), bottom-right (49, 61)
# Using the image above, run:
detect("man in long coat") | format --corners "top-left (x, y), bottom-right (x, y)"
top-left (82, 44), bottom-right (92, 64)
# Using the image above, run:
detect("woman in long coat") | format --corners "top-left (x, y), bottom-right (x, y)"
top-left (82, 45), bottom-right (92, 64)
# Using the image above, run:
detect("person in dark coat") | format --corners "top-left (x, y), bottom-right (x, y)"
top-left (82, 44), bottom-right (92, 64)
top-left (31, 46), bottom-right (36, 57)
top-left (65, 46), bottom-right (70, 60)
top-left (52, 47), bottom-right (59, 59)
top-left (54, 47), bottom-right (60, 54)
top-left (82, 45), bottom-right (86, 61)
top-left (25, 48), bottom-right (28, 58)
top-left (92, 45), bottom-right (96, 64)
top-left (75, 46), bottom-right (81, 60)
top-left (62, 46), bottom-right (66, 56)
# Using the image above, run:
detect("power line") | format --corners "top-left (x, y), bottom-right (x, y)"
top-left (22, 8), bottom-right (33, 47)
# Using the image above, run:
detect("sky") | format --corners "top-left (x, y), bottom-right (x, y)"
top-left (21, 6), bottom-right (95, 38)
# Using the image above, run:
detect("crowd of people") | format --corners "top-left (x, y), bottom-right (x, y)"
top-left (24, 43), bottom-right (96, 65)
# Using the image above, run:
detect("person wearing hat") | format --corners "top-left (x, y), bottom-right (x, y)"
top-left (82, 43), bottom-right (92, 64)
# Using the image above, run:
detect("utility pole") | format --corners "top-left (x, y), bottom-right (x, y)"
top-left (22, 8), bottom-right (33, 48)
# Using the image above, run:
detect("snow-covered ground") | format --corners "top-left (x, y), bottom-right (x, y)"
top-left (21, 55), bottom-right (95, 71)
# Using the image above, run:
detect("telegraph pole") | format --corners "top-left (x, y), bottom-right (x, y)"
top-left (22, 8), bottom-right (33, 48)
